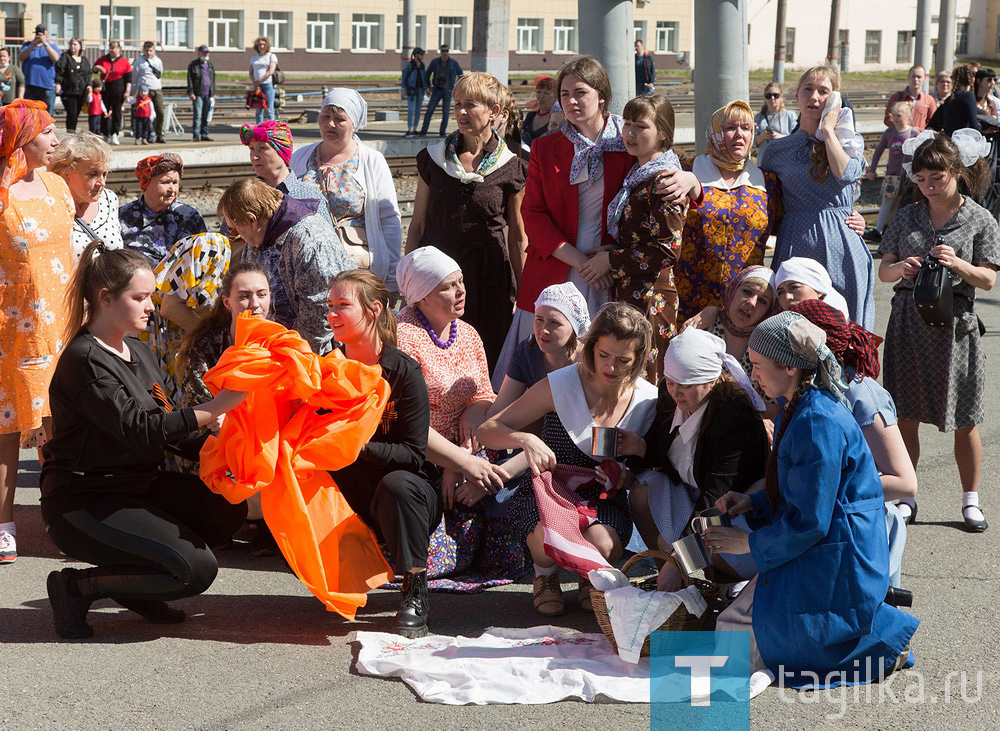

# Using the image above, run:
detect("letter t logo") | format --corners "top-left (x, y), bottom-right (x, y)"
top-left (674, 655), bottom-right (729, 706)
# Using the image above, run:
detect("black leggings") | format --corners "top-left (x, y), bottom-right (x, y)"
top-left (101, 78), bottom-right (126, 136)
top-left (62, 93), bottom-right (86, 132)
top-left (41, 472), bottom-right (246, 602)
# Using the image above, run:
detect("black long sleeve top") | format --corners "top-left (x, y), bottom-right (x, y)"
top-left (927, 90), bottom-right (982, 135)
top-left (41, 331), bottom-right (199, 507)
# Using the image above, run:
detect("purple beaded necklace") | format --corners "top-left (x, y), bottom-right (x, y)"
top-left (415, 308), bottom-right (458, 349)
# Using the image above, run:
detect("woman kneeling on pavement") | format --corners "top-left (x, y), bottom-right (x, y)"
top-left (702, 311), bottom-right (919, 689)
top-left (41, 241), bottom-right (247, 640)
top-left (328, 269), bottom-right (442, 638)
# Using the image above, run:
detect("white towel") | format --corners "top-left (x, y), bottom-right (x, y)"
top-left (599, 581), bottom-right (708, 664)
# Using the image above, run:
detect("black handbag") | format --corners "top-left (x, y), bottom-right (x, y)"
top-left (912, 252), bottom-right (953, 327)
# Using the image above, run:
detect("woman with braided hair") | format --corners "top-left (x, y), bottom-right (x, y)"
top-left (701, 311), bottom-right (919, 692)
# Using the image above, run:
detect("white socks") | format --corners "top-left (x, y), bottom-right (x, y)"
top-left (0, 521), bottom-right (15, 537)
top-left (534, 562), bottom-right (558, 577)
top-left (963, 491), bottom-right (985, 522)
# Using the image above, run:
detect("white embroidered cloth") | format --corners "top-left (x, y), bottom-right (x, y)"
top-left (355, 625), bottom-right (651, 704)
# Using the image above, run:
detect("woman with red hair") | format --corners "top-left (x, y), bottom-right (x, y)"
top-left (521, 75), bottom-right (556, 150)
top-left (0, 100), bottom-right (75, 564)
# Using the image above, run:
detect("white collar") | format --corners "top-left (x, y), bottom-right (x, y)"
top-left (670, 400), bottom-right (709, 445)
top-left (427, 138), bottom-right (516, 183)
top-left (693, 155), bottom-right (766, 192)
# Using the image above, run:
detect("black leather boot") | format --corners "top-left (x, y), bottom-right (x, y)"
top-left (396, 569), bottom-right (429, 638)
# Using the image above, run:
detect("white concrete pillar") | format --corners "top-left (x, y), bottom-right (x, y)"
top-left (578, 0), bottom-right (634, 116)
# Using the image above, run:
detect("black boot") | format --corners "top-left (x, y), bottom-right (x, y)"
top-left (396, 569), bottom-right (429, 638)
top-left (114, 598), bottom-right (187, 624)
top-left (47, 568), bottom-right (95, 640)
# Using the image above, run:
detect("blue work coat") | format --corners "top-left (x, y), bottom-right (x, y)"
top-left (746, 388), bottom-right (919, 688)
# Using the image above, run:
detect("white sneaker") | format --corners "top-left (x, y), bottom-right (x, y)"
top-left (111, 133), bottom-right (120, 146)
top-left (0, 530), bottom-right (16, 564)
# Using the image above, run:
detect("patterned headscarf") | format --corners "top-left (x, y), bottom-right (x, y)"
top-left (239, 120), bottom-right (293, 165)
top-left (721, 265), bottom-right (778, 338)
top-left (134, 153), bottom-right (183, 191)
top-left (791, 299), bottom-right (883, 379)
top-left (0, 100), bottom-right (54, 213)
top-left (560, 114), bottom-right (627, 186)
top-left (705, 100), bottom-right (754, 173)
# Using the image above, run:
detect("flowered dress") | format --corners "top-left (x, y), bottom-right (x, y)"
top-left (397, 310), bottom-right (530, 585)
top-left (0, 171), bottom-right (74, 434)
top-left (149, 232), bottom-right (231, 405)
top-left (299, 146), bottom-right (367, 226)
top-left (675, 156), bottom-right (782, 322)
top-left (610, 172), bottom-right (687, 382)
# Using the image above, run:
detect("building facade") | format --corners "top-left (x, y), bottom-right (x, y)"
top-left (1, 0), bottom-right (692, 75)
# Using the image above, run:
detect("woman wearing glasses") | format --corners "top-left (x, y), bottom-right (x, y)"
top-left (754, 83), bottom-right (796, 160)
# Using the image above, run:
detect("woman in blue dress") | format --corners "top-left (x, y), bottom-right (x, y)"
top-left (760, 66), bottom-right (875, 330)
top-left (702, 311), bottom-right (919, 689)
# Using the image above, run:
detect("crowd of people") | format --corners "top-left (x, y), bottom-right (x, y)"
top-left (4, 50), bottom-right (997, 694)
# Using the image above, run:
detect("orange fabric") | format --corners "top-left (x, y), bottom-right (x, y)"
top-left (0, 99), bottom-right (54, 214)
top-left (199, 314), bottom-right (392, 619)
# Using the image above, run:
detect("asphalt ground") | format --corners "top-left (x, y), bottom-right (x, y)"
top-left (2, 264), bottom-right (1000, 729)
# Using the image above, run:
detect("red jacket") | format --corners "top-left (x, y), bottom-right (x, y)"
top-left (517, 131), bottom-right (634, 311)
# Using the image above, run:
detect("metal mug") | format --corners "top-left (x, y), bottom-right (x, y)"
top-left (690, 507), bottom-right (732, 535)
top-left (591, 426), bottom-right (618, 459)
top-left (672, 533), bottom-right (710, 575)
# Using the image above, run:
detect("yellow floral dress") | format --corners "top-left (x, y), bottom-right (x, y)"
top-left (0, 171), bottom-right (74, 434)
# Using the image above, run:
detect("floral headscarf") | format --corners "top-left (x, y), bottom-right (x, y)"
top-left (0, 100), bottom-right (54, 213)
top-left (134, 153), bottom-right (184, 191)
top-left (705, 100), bottom-right (754, 173)
top-left (721, 265), bottom-right (778, 338)
top-left (239, 120), bottom-right (293, 165)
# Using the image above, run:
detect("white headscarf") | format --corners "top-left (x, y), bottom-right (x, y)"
top-left (322, 88), bottom-right (368, 132)
top-left (396, 247), bottom-right (461, 305)
top-left (534, 283), bottom-right (591, 337)
top-left (663, 327), bottom-right (765, 411)
top-left (774, 257), bottom-right (851, 322)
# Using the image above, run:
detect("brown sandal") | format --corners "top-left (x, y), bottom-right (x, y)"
top-left (532, 574), bottom-right (565, 616)
top-left (577, 576), bottom-right (594, 612)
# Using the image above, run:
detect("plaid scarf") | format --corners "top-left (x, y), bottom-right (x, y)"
top-left (560, 114), bottom-right (626, 186)
top-left (791, 299), bottom-right (883, 379)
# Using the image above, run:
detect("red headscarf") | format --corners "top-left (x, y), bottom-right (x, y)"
top-left (134, 153), bottom-right (184, 191)
top-left (0, 99), bottom-right (54, 213)
top-left (791, 298), bottom-right (884, 379)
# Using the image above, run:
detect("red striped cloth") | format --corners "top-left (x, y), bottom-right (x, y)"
top-left (531, 461), bottom-right (623, 577)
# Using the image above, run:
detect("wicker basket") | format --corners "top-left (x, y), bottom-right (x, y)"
top-left (591, 549), bottom-right (720, 657)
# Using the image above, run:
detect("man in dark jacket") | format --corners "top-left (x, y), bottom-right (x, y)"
top-left (635, 39), bottom-right (655, 96)
top-left (419, 44), bottom-right (463, 137)
top-left (186, 45), bottom-right (216, 141)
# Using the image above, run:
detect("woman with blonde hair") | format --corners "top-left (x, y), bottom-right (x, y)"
top-left (754, 82), bottom-right (796, 159)
top-left (405, 71), bottom-right (528, 370)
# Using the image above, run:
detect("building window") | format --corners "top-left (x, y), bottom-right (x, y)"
top-left (956, 20), bottom-right (969, 55)
top-left (839, 29), bottom-right (849, 45)
top-left (516, 18), bottom-right (543, 53)
top-left (655, 21), bottom-right (678, 53)
top-left (207, 9), bottom-right (242, 50)
top-left (865, 30), bottom-right (882, 64)
top-left (634, 20), bottom-right (647, 46)
top-left (553, 19), bottom-right (577, 54)
top-left (438, 16), bottom-right (467, 52)
top-left (895, 30), bottom-right (913, 64)
top-left (307, 13), bottom-right (339, 52)
top-left (41, 4), bottom-right (81, 40)
top-left (156, 8), bottom-right (191, 49)
top-left (100, 5), bottom-right (139, 46)
top-left (395, 14), bottom-right (426, 51)
top-left (259, 11), bottom-right (292, 51)
top-left (785, 27), bottom-right (796, 63)
top-left (352, 13), bottom-right (384, 51)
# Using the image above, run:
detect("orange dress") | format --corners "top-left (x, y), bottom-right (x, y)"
top-left (0, 171), bottom-right (74, 434)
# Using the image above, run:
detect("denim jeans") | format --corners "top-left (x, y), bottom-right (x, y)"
top-left (192, 95), bottom-right (211, 138)
top-left (25, 84), bottom-right (55, 112)
top-left (406, 91), bottom-right (424, 131)
top-left (255, 82), bottom-right (275, 124)
top-left (421, 89), bottom-right (452, 135)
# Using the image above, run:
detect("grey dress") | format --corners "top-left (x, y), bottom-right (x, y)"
top-left (878, 197), bottom-right (1000, 431)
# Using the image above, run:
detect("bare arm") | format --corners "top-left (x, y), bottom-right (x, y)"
top-left (425, 426), bottom-right (510, 494)
top-left (861, 415), bottom-right (918, 502)
top-left (478, 379), bottom-right (558, 476)
top-left (506, 188), bottom-right (527, 288)
top-left (486, 375), bottom-right (528, 420)
top-left (44, 42), bottom-right (59, 63)
top-left (933, 242), bottom-right (998, 291)
top-left (159, 294), bottom-right (202, 332)
top-left (17, 45), bottom-right (31, 63)
top-left (404, 175), bottom-right (430, 253)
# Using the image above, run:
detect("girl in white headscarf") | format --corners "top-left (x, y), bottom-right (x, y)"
top-left (614, 326), bottom-right (769, 584)
top-left (291, 88), bottom-right (403, 296)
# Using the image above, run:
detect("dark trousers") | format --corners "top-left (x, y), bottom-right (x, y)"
top-left (336, 468), bottom-right (442, 573)
top-left (62, 93), bottom-right (86, 132)
top-left (421, 89), bottom-right (452, 135)
top-left (41, 472), bottom-right (247, 602)
top-left (89, 114), bottom-right (102, 134)
top-left (135, 117), bottom-right (150, 141)
top-left (101, 78), bottom-right (126, 136)
top-left (192, 95), bottom-right (211, 138)
top-left (149, 89), bottom-right (165, 139)
top-left (25, 84), bottom-right (55, 112)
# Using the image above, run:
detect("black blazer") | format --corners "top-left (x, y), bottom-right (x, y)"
top-left (631, 380), bottom-right (769, 514)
